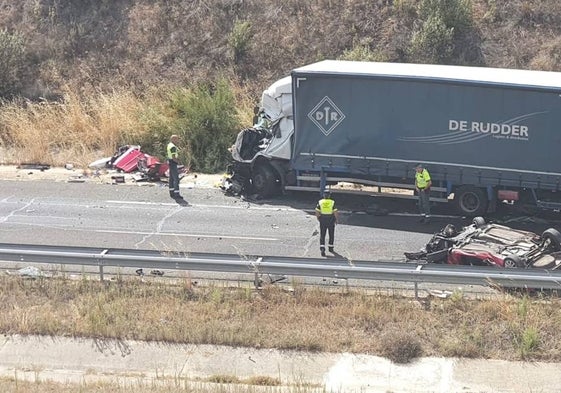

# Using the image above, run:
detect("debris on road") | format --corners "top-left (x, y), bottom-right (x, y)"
top-left (17, 163), bottom-right (51, 171)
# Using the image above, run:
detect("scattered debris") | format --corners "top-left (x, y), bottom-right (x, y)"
top-left (65, 163), bottom-right (74, 170)
top-left (428, 290), bottom-right (453, 299)
top-left (17, 163), bottom-right (51, 171)
top-left (67, 175), bottom-right (86, 183)
top-left (150, 269), bottom-right (164, 276)
top-left (267, 274), bottom-right (287, 284)
top-left (111, 175), bottom-right (125, 184)
top-left (135, 268), bottom-right (144, 276)
top-left (16, 266), bottom-right (44, 278)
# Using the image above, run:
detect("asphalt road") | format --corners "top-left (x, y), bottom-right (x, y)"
top-left (1, 179), bottom-right (559, 263)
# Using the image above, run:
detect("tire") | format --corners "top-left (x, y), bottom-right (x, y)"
top-left (454, 186), bottom-right (488, 216)
top-left (541, 228), bottom-right (561, 251)
top-left (503, 255), bottom-right (524, 268)
top-left (472, 216), bottom-right (486, 228)
top-left (251, 164), bottom-right (278, 198)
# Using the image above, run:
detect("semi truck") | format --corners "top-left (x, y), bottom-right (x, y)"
top-left (226, 60), bottom-right (561, 216)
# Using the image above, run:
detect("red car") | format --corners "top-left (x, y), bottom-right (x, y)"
top-left (405, 217), bottom-right (561, 269)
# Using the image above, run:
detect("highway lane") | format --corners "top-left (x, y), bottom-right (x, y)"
top-left (0, 180), bottom-right (451, 262)
top-left (1, 179), bottom-right (558, 263)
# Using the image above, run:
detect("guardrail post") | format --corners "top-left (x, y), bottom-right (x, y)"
top-left (253, 257), bottom-right (262, 289)
top-left (99, 249), bottom-right (109, 282)
top-left (414, 264), bottom-right (423, 298)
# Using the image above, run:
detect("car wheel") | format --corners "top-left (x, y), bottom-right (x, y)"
top-left (472, 216), bottom-right (486, 228)
top-left (454, 186), bottom-right (488, 216)
top-left (541, 228), bottom-right (561, 251)
top-left (503, 255), bottom-right (524, 268)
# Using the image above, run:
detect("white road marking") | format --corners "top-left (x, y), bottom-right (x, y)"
top-left (0, 199), bottom-right (35, 223)
top-left (105, 200), bottom-right (302, 212)
top-left (0, 221), bottom-right (280, 241)
top-left (94, 229), bottom-right (278, 241)
top-left (135, 205), bottom-right (184, 248)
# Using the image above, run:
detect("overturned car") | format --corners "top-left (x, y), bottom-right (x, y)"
top-left (405, 217), bottom-right (561, 269)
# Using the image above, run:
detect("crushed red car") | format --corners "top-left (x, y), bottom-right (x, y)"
top-left (89, 145), bottom-right (181, 181)
top-left (405, 217), bottom-right (561, 269)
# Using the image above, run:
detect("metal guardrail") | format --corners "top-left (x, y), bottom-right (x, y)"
top-left (1, 243), bottom-right (561, 290)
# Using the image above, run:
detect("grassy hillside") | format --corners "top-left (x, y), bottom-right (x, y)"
top-left (1, 0), bottom-right (560, 99)
top-left (1, 0), bottom-right (560, 169)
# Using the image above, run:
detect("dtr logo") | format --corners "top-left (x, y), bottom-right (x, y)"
top-left (308, 96), bottom-right (346, 136)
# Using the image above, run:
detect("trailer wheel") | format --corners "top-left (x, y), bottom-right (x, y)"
top-left (454, 186), bottom-right (488, 216)
top-left (252, 164), bottom-right (277, 198)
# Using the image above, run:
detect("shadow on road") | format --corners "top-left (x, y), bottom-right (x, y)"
top-left (228, 190), bottom-right (561, 236)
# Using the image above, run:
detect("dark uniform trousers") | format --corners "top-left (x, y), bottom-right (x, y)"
top-left (168, 159), bottom-right (180, 197)
top-left (319, 214), bottom-right (336, 252)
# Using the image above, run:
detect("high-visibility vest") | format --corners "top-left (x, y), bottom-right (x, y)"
top-left (167, 142), bottom-right (178, 160)
top-left (316, 198), bottom-right (337, 215)
top-left (415, 169), bottom-right (431, 189)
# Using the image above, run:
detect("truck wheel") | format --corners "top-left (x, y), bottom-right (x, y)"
top-left (454, 186), bottom-right (488, 216)
top-left (252, 164), bottom-right (277, 197)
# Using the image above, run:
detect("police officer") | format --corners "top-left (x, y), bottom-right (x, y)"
top-left (167, 134), bottom-right (182, 199)
top-left (415, 163), bottom-right (432, 222)
top-left (315, 191), bottom-right (339, 256)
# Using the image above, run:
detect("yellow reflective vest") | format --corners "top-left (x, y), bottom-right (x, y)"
top-left (415, 169), bottom-right (431, 189)
top-left (316, 198), bottom-right (337, 215)
top-left (167, 142), bottom-right (178, 160)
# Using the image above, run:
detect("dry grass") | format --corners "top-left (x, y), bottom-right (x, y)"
top-left (0, 81), bottom-right (253, 168)
top-left (0, 89), bottom-right (150, 166)
top-left (0, 377), bottom-right (306, 393)
top-left (1, 275), bottom-right (561, 362)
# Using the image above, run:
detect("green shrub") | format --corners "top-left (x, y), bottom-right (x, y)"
top-left (410, 15), bottom-right (454, 64)
top-left (0, 29), bottom-right (25, 97)
top-left (519, 326), bottom-right (539, 358)
top-left (410, 0), bottom-right (481, 64)
top-left (170, 80), bottom-right (240, 173)
top-left (339, 44), bottom-right (389, 62)
top-left (228, 20), bottom-right (253, 63)
top-left (418, 0), bottom-right (474, 35)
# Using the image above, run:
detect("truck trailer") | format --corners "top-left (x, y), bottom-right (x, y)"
top-left (227, 60), bottom-right (561, 216)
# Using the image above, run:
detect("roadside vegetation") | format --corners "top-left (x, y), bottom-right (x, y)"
top-left (1, 0), bottom-right (561, 171)
top-left (0, 378), bottom-right (303, 393)
top-left (1, 275), bottom-right (561, 363)
top-left (0, 83), bottom-right (252, 173)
